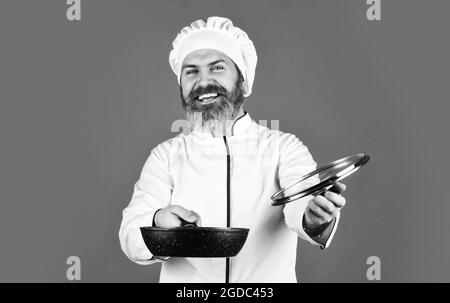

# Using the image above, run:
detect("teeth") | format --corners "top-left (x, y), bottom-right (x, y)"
top-left (198, 93), bottom-right (218, 100)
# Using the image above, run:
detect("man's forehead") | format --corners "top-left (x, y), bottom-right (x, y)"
top-left (182, 49), bottom-right (233, 66)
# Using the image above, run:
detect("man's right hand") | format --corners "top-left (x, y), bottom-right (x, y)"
top-left (153, 205), bottom-right (202, 227)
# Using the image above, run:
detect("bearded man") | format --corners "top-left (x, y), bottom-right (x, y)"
top-left (119, 16), bottom-right (347, 283)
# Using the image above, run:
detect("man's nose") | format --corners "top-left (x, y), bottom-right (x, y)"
top-left (197, 69), bottom-right (212, 86)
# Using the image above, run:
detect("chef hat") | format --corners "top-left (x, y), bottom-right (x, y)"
top-left (169, 16), bottom-right (258, 97)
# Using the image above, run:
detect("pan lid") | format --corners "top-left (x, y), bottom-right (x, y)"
top-left (271, 153), bottom-right (370, 206)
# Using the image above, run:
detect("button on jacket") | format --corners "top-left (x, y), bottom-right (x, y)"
top-left (119, 112), bottom-right (340, 283)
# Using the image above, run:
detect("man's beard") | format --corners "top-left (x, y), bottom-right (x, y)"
top-left (180, 75), bottom-right (245, 132)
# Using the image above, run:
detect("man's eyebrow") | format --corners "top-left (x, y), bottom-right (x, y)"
top-left (181, 59), bottom-right (227, 70)
top-left (207, 59), bottom-right (226, 67)
top-left (181, 64), bottom-right (198, 70)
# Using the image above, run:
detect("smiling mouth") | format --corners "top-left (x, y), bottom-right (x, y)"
top-left (196, 93), bottom-right (221, 104)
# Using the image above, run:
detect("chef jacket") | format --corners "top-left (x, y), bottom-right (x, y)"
top-left (119, 112), bottom-right (340, 283)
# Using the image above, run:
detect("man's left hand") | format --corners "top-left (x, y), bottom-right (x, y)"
top-left (303, 182), bottom-right (347, 230)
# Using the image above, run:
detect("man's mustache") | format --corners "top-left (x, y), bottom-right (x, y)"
top-left (188, 84), bottom-right (229, 102)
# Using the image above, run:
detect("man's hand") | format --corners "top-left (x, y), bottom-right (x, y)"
top-left (303, 182), bottom-right (347, 231)
top-left (153, 205), bottom-right (202, 227)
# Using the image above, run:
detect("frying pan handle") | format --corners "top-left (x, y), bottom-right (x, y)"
top-left (319, 183), bottom-right (342, 196)
top-left (181, 220), bottom-right (198, 228)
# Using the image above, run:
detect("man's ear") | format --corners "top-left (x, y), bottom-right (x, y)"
top-left (233, 63), bottom-right (244, 83)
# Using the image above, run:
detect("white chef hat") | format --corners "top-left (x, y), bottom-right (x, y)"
top-left (169, 16), bottom-right (258, 97)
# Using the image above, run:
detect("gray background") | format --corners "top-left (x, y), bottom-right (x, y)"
top-left (0, 0), bottom-right (449, 282)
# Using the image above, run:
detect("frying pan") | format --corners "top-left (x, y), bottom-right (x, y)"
top-left (140, 223), bottom-right (249, 258)
top-left (271, 153), bottom-right (370, 206)
top-left (140, 153), bottom-right (369, 258)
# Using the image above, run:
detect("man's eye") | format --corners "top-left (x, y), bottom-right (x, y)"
top-left (211, 65), bottom-right (224, 71)
top-left (186, 69), bottom-right (198, 75)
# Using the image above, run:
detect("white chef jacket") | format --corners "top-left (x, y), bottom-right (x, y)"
top-left (119, 112), bottom-right (340, 283)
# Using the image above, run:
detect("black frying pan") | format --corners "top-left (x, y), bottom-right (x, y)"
top-left (140, 223), bottom-right (249, 258)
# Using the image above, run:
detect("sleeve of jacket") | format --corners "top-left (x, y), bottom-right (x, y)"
top-left (279, 133), bottom-right (340, 249)
top-left (119, 142), bottom-right (174, 265)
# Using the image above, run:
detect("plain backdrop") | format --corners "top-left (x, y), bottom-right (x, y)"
top-left (0, 0), bottom-right (449, 282)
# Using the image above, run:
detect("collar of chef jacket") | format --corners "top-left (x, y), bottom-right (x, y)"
top-left (190, 111), bottom-right (252, 138)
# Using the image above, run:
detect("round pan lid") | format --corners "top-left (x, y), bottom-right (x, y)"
top-left (271, 153), bottom-right (370, 206)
